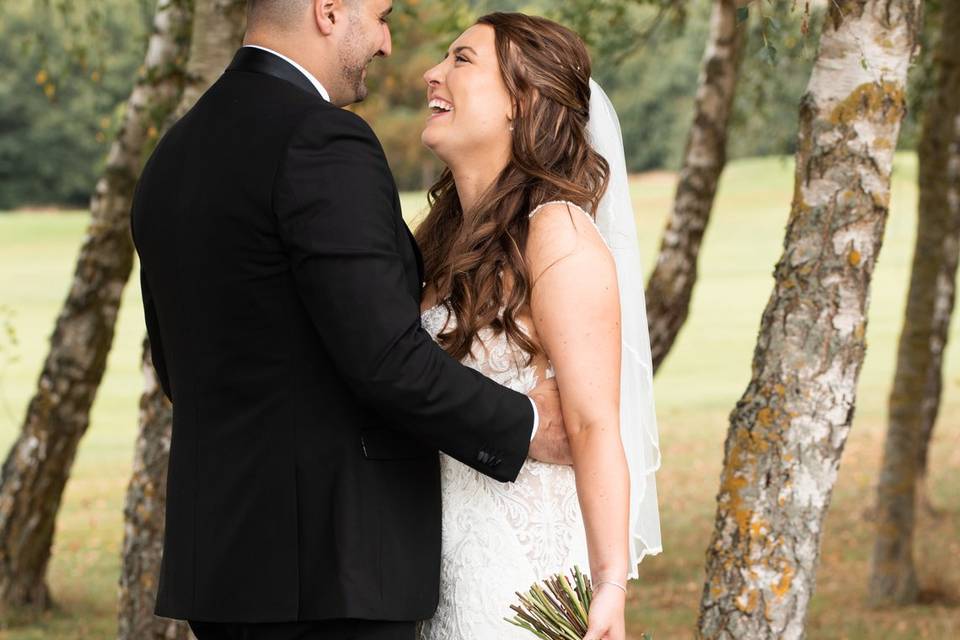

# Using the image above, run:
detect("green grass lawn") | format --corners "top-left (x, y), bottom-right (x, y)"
top-left (0, 152), bottom-right (957, 638)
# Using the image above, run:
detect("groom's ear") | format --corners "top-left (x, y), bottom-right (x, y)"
top-left (314, 0), bottom-right (340, 35)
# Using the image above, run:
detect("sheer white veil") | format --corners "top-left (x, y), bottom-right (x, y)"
top-left (587, 78), bottom-right (662, 577)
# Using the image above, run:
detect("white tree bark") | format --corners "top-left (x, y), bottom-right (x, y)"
top-left (697, 1), bottom-right (921, 637)
top-left (0, 0), bottom-right (193, 612)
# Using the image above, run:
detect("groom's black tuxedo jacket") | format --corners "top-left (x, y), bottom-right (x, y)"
top-left (130, 47), bottom-right (534, 623)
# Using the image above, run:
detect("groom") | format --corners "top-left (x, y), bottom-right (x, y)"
top-left (130, 1), bottom-right (571, 639)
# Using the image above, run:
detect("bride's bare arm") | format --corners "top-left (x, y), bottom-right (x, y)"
top-left (526, 203), bottom-right (630, 600)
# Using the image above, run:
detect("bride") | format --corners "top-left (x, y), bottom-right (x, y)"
top-left (415, 12), bottom-right (662, 640)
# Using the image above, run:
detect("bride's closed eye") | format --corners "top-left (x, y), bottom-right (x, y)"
top-left (440, 52), bottom-right (470, 64)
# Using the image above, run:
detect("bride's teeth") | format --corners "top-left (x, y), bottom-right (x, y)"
top-left (429, 99), bottom-right (453, 112)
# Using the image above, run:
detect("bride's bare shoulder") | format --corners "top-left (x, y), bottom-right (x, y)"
top-left (525, 201), bottom-right (612, 284)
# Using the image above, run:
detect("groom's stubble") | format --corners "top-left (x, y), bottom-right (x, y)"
top-left (245, 0), bottom-right (391, 107)
top-left (338, 3), bottom-right (372, 104)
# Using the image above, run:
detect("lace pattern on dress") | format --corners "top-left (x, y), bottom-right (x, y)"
top-left (417, 301), bottom-right (589, 640)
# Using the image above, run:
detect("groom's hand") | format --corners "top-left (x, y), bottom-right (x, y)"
top-left (528, 377), bottom-right (573, 465)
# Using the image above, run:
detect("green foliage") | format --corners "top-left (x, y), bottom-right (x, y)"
top-left (589, 2), bottom-right (700, 172)
top-left (897, 0), bottom-right (942, 150)
top-left (727, 0), bottom-right (822, 161)
top-left (729, 0), bottom-right (927, 158)
top-left (546, 0), bottom-right (686, 62)
top-left (0, 0), bottom-right (151, 209)
top-left (0, 0), bottom-right (927, 207)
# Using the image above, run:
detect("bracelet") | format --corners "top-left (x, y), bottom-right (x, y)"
top-left (592, 580), bottom-right (627, 595)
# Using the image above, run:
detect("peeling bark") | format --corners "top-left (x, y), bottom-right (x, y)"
top-left (696, 1), bottom-right (921, 638)
top-left (0, 0), bottom-right (193, 613)
top-left (646, 0), bottom-right (747, 373)
top-left (869, 0), bottom-right (959, 607)
top-left (117, 2), bottom-right (246, 637)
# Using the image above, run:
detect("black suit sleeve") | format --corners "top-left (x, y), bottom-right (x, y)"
top-left (140, 267), bottom-right (173, 402)
top-left (131, 178), bottom-right (173, 403)
top-left (273, 107), bottom-right (533, 482)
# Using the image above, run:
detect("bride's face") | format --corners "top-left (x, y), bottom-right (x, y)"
top-left (421, 24), bottom-right (514, 165)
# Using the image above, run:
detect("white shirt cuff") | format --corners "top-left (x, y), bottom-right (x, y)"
top-left (529, 397), bottom-right (539, 441)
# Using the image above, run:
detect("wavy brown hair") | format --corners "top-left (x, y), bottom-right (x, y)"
top-left (415, 12), bottom-right (610, 363)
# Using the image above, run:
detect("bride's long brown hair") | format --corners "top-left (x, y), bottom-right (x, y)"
top-left (415, 12), bottom-right (609, 362)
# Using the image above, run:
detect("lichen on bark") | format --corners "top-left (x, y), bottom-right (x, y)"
top-left (696, 1), bottom-right (921, 638)
top-left (0, 0), bottom-right (194, 613)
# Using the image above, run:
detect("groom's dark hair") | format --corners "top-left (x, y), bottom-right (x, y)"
top-left (247, 0), bottom-right (312, 30)
top-left (247, 0), bottom-right (361, 30)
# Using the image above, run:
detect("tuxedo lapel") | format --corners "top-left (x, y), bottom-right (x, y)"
top-left (226, 47), bottom-right (324, 99)
top-left (228, 47), bottom-right (424, 287)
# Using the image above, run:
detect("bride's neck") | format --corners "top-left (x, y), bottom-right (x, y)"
top-left (450, 157), bottom-right (508, 217)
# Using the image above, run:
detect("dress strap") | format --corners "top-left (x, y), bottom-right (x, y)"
top-left (528, 200), bottom-right (589, 220)
top-left (528, 200), bottom-right (608, 248)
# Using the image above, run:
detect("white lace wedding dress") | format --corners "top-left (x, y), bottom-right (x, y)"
top-left (418, 203), bottom-right (595, 640)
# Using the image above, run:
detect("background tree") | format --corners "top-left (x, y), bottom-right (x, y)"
top-left (644, 0), bottom-right (747, 371)
top-left (890, 0), bottom-right (947, 521)
top-left (0, 0), bottom-right (154, 209)
top-left (118, 1), bottom-right (247, 638)
top-left (0, 0), bottom-right (193, 612)
top-left (725, 0), bottom-right (819, 160)
top-left (696, 0), bottom-right (921, 637)
top-left (869, 0), bottom-right (959, 607)
top-left (118, 343), bottom-right (181, 640)
top-left (1, 0), bottom-right (925, 204)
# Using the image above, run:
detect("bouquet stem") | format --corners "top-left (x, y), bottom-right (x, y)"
top-left (506, 566), bottom-right (652, 640)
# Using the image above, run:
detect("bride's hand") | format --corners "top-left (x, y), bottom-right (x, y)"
top-left (582, 583), bottom-right (626, 640)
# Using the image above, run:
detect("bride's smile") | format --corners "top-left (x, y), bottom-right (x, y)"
top-left (421, 24), bottom-right (514, 167)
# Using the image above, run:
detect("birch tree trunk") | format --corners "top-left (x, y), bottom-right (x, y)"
top-left (0, 0), bottom-right (193, 613)
top-left (696, 1), bottom-right (921, 637)
top-left (869, 0), bottom-right (960, 607)
top-left (117, 2), bottom-right (246, 637)
top-left (912, 0), bottom-right (958, 520)
top-left (646, 0), bottom-right (747, 372)
top-left (117, 341), bottom-right (183, 640)
top-left (168, 0), bottom-right (248, 120)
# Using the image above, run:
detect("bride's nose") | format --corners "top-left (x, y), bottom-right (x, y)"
top-left (423, 63), bottom-right (443, 87)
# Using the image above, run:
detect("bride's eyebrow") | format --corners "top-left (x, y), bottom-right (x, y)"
top-left (451, 45), bottom-right (478, 57)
